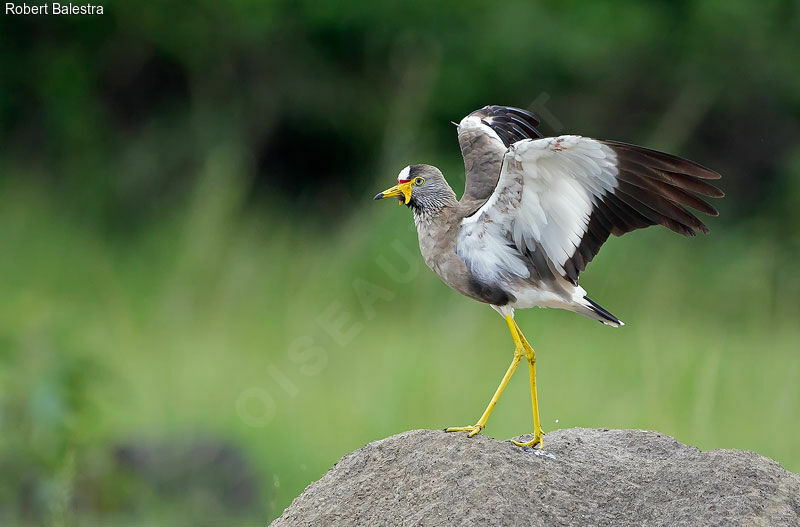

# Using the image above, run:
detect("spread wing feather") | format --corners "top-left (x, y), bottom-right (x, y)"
top-left (458, 135), bottom-right (723, 286)
top-left (457, 106), bottom-right (543, 206)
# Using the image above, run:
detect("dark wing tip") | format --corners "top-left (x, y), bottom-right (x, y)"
top-left (602, 140), bottom-right (724, 237)
top-left (469, 105), bottom-right (543, 146)
top-left (565, 140), bottom-right (722, 283)
top-left (604, 140), bottom-right (723, 180)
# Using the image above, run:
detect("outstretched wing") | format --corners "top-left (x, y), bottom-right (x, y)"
top-left (457, 106), bottom-right (543, 206)
top-left (459, 135), bottom-right (723, 285)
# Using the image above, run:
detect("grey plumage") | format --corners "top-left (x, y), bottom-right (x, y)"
top-left (457, 106), bottom-right (542, 214)
top-left (377, 105), bottom-right (723, 325)
top-left (403, 166), bottom-right (493, 305)
top-left (374, 104), bottom-right (723, 446)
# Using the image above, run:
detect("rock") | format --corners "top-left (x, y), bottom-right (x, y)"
top-left (271, 428), bottom-right (800, 527)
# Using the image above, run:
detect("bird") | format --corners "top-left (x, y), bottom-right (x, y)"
top-left (373, 105), bottom-right (723, 448)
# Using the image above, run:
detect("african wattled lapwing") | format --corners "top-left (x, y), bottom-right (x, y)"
top-left (374, 105), bottom-right (723, 448)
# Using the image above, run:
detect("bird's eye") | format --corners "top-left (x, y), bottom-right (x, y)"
top-left (414, 177), bottom-right (425, 186)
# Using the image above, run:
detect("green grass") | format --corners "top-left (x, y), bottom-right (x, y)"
top-left (1, 178), bottom-right (798, 525)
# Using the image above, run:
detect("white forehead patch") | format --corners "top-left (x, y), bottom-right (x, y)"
top-left (397, 166), bottom-right (411, 182)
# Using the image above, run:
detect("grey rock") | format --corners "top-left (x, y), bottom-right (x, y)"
top-left (271, 428), bottom-right (800, 527)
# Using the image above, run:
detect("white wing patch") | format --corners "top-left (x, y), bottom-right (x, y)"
top-left (457, 173), bottom-right (531, 282)
top-left (457, 115), bottom-right (505, 145)
top-left (458, 136), bottom-right (619, 280)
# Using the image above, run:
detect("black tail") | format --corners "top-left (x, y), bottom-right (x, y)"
top-left (583, 296), bottom-right (624, 327)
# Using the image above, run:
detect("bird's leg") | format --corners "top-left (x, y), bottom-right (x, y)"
top-left (445, 315), bottom-right (524, 437)
top-left (511, 320), bottom-right (544, 448)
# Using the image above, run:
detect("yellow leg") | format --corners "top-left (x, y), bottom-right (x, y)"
top-left (511, 320), bottom-right (544, 448)
top-left (446, 315), bottom-right (524, 437)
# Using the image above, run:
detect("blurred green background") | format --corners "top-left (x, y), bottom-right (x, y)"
top-left (2, 0), bottom-right (800, 524)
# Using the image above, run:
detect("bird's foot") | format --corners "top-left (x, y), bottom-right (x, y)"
top-left (445, 424), bottom-right (484, 438)
top-left (511, 431), bottom-right (543, 448)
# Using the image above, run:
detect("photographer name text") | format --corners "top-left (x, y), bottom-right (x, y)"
top-left (5, 2), bottom-right (103, 15)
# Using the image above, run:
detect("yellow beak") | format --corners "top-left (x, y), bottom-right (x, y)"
top-left (374, 181), bottom-right (413, 205)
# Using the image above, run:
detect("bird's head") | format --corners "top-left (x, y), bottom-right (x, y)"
top-left (374, 165), bottom-right (455, 213)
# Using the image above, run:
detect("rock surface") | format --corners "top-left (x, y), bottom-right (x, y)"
top-left (271, 428), bottom-right (800, 526)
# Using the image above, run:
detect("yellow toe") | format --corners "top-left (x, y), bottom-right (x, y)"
top-left (445, 424), bottom-right (484, 437)
top-left (511, 434), bottom-right (543, 448)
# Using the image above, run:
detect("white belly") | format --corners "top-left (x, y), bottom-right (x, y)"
top-left (506, 282), bottom-right (587, 311)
